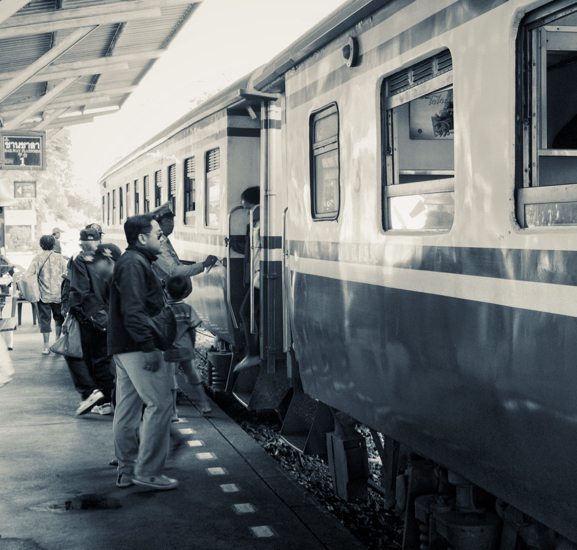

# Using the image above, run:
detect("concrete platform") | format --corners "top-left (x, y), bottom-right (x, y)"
top-left (0, 314), bottom-right (364, 550)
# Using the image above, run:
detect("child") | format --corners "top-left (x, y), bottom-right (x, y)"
top-left (164, 274), bottom-right (212, 416)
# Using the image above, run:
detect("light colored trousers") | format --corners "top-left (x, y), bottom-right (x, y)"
top-left (112, 351), bottom-right (172, 478)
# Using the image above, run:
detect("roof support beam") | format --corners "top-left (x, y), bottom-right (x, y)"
top-left (34, 107), bottom-right (70, 131)
top-left (4, 77), bottom-right (80, 130)
top-left (20, 61), bottom-right (131, 85)
top-left (0, 86), bottom-right (136, 113)
top-left (0, 26), bottom-right (97, 103)
top-left (0, 49), bottom-right (165, 83)
top-left (0, 0), bottom-right (31, 26)
top-left (0, 6), bottom-right (163, 38)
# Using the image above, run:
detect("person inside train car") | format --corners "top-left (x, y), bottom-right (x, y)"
top-left (25, 235), bottom-right (68, 355)
top-left (109, 214), bottom-right (178, 491)
top-left (68, 229), bottom-right (115, 416)
top-left (150, 202), bottom-right (218, 284)
top-left (232, 186), bottom-right (261, 373)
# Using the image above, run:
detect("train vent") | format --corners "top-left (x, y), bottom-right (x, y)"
top-left (169, 164), bottom-right (176, 195)
top-left (186, 157), bottom-right (195, 176)
top-left (388, 49), bottom-right (453, 96)
top-left (207, 148), bottom-right (220, 172)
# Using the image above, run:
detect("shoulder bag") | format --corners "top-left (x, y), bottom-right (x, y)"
top-left (19, 252), bottom-right (53, 303)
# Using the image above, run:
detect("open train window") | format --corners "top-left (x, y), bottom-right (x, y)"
top-left (517, 6), bottom-right (577, 227)
top-left (205, 148), bottom-right (220, 228)
top-left (154, 170), bottom-right (162, 208)
top-left (143, 175), bottom-right (150, 213)
top-left (134, 179), bottom-right (140, 215)
top-left (310, 104), bottom-right (339, 220)
top-left (382, 50), bottom-right (454, 231)
top-left (184, 156), bottom-right (196, 225)
top-left (168, 164), bottom-right (176, 215)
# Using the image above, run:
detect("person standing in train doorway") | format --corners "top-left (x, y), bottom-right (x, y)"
top-left (151, 202), bottom-right (218, 285)
top-left (233, 186), bottom-right (261, 372)
top-left (109, 214), bottom-right (177, 491)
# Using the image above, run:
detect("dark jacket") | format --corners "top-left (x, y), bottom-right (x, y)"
top-left (69, 251), bottom-right (110, 330)
top-left (108, 245), bottom-right (164, 355)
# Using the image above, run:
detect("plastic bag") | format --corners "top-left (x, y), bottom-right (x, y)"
top-left (50, 315), bottom-right (83, 358)
top-left (0, 336), bottom-right (14, 388)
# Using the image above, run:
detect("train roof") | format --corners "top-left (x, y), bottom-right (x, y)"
top-left (0, 0), bottom-right (202, 136)
top-left (99, 0), bottom-right (391, 183)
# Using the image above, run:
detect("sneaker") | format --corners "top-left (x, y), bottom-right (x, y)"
top-left (92, 403), bottom-right (113, 415)
top-left (132, 474), bottom-right (179, 491)
top-left (75, 389), bottom-right (105, 416)
top-left (116, 473), bottom-right (134, 488)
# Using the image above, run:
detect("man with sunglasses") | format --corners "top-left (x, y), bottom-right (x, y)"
top-left (108, 214), bottom-right (177, 491)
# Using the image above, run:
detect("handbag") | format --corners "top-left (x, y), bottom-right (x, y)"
top-left (148, 305), bottom-right (177, 351)
top-left (50, 315), bottom-right (83, 358)
top-left (19, 252), bottom-right (53, 303)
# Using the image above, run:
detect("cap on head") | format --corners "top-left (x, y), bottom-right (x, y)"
top-left (52, 227), bottom-right (63, 234)
top-left (86, 222), bottom-right (104, 235)
top-left (79, 228), bottom-right (100, 242)
top-left (152, 201), bottom-right (175, 220)
top-left (94, 243), bottom-right (121, 262)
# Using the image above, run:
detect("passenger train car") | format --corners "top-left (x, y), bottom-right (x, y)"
top-left (98, 0), bottom-right (577, 547)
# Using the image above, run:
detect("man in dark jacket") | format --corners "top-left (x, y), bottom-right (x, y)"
top-left (109, 214), bottom-right (178, 491)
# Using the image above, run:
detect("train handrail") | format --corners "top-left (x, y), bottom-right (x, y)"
top-left (226, 205), bottom-right (245, 330)
top-left (282, 207), bottom-right (290, 353)
top-left (249, 204), bottom-right (260, 335)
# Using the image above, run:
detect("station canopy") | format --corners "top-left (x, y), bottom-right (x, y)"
top-left (0, 0), bottom-right (202, 136)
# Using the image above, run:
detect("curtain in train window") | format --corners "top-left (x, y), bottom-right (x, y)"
top-left (154, 170), bottom-right (162, 208)
top-left (168, 164), bottom-right (176, 215)
top-left (134, 179), bottom-right (140, 215)
top-left (382, 50), bottom-right (454, 231)
top-left (517, 7), bottom-right (577, 227)
top-left (184, 157), bottom-right (196, 225)
top-left (205, 148), bottom-right (220, 228)
top-left (310, 104), bottom-right (339, 220)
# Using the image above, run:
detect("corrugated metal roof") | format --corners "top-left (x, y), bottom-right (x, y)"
top-left (0, 0), bottom-right (201, 134)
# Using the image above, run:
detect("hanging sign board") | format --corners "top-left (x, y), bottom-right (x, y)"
top-left (0, 132), bottom-right (45, 170)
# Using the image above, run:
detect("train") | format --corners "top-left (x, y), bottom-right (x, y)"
top-left (97, 0), bottom-right (577, 548)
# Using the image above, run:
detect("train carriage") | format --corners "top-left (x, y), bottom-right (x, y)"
top-left (99, 0), bottom-right (577, 547)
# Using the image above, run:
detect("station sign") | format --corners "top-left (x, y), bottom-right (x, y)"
top-left (0, 131), bottom-right (46, 170)
top-left (14, 181), bottom-right (37, 199)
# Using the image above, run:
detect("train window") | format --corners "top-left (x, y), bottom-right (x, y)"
top-left (205, 148), bottom-right (220, 228)
top-left (112, 189), bottom-right (116, 226)
top-left (382, 50), bottom-right (454, 231)
top-left (107, 192), bottom-right (110, 226)
top-left (154, 170), bottom-right (162, 208)
top-left (168, 164), bottom-right (176, 215)
top-left (102, 196), bottom-right (105, 224)
top-left (143, 175), bottom-right (150, 213)
top-left (310, 104), bottom-right (339, 220)
top-left (134, 179), bottom-right (140, 215)
top-left (119, 187), bottom-right (124, 221)
top-left (184, 156), bottom-right (196, 225)
top-left (126, 183), bottom-right (129, 218)
top-left (517, 7), bottom-right (577, 227)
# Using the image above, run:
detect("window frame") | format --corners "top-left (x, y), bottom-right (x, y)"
top-left (168, 164), bottom-right (176, 216)
top-left (154, 170), bottom-right (162, 208)
top-left (309, 103), bottom-right (340, 221)
top-left (516, 6), bottom-right (577, 228)
top-left (205, 148), bottom-right (220, 228)
top-left (134, 179), bottom-right (140, 215)
top-left (381, 50), bottom-right (455, 232)
top-left (119, 186), bottom-right (124, 222)
top-left (184, 156), bottom-right (196, 225)
top-left (143, 175), bottom-right (150, 213)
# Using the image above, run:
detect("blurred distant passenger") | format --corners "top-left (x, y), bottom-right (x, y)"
top-left (26, 235), bottom-right (67, 354)
top-left (68, 229), bottom-right (116, 415)
top-left (85, 223), bottom-right (104, 241)
top-left (51, 227), bottom-right (63, 254)
top-left (233, 186), bottom-right (261, 372)
top-left (110, 214), bottom-right (178, 491)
